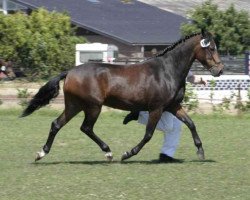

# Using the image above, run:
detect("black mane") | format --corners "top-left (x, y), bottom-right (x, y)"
top-left (156, 32), bottom-right (201, 57)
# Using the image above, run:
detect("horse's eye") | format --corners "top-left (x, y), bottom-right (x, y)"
top-left (210, 47), bottom-right (215, 51)
top-left (210, 44), bottom-right (217, 52)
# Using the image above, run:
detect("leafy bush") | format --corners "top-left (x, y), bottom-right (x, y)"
top-left (209, 81), bottom-right (250, 114)
top-left (0, 8), bottom-right (86, 79)
top-left (246, 88), bottom-right (250, 110)
top-left (17, 88), bottom-right (31, 107)
top-left (239, 88), bottom-right (250, 112)
top-left (182, 83), bottom-right (199, 111)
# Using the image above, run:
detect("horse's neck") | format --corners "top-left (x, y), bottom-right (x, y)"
top-left (162, 41), bottom-right (196, 81)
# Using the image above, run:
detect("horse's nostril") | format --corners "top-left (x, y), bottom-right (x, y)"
top-left (219, 70), bottom-right (223, 75)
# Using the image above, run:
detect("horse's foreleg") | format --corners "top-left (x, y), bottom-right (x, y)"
top-left (173, 105), bottom-right (205, 160)
top-left (123, 111), bottom-right (139, 124)
top-left (81, 106), bottom-right (113, 161)
top-left (121, 108), bottom-right (162, 161)
top-left (35, 107), bottom-right (79, 162)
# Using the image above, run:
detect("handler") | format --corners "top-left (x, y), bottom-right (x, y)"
top-left (138, 72), bottom-right (206, 163)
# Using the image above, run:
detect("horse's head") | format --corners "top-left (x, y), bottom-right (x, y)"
top-left (194, 30), bottom-right (224, 77)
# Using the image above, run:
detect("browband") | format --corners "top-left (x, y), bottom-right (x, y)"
top-left (200, 39), bottom-right (210, 48)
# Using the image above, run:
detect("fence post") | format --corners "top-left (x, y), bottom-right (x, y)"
top-left (245, 51), bottom-right (250, 75)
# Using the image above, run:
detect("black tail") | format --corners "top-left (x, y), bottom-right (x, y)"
top-left (20, 71), bottom-right (68, 117)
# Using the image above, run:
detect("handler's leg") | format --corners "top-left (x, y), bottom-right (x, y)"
top-left (160, 116), bottom-right (182, 158)
top-left (173, 105), bottom-right (205, 160)
top-left (121, 108), bottom-right (163, 161)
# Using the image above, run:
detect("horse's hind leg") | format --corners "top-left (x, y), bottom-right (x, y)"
top-left (35, 107), bottom-right (80, 161)
top-left (81, 106), bottom-right (113, 161)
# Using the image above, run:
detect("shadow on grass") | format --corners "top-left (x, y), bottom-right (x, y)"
top-left (31, 156), bottom-right (217, 166)
top-left (31, 159), bottom-right (216, 166)
top-left (32, 160), bottom-right (161, 166)
top-left (188, 159), bottom-right (216, 163)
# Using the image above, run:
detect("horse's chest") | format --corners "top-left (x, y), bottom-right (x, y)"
top-left (159, 83), bottom-right (185, 104)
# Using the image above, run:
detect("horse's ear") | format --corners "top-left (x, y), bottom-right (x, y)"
top-left (200, 29), bottom-right (211, 47)
top-left (201, 28), bottom-right (208, 38)
top-left (201, 28), bottom-right (212, 42)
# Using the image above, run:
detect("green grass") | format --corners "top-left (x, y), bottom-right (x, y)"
top-left (0, 108), bottom-right (250, 200)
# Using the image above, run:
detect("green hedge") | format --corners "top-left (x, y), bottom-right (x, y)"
top-left (0, 8), bottom-right (86, 79)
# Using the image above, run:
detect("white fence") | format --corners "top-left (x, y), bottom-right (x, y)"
top-left (191, 75), bottom-right (250, 103)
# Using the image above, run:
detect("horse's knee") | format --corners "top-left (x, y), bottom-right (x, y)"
top-left (80, 125), bottom-right (87, 133)
top-left (80, 124), bottom-right (92, 135)
top-left (50, 120), bottom-right (61, 134)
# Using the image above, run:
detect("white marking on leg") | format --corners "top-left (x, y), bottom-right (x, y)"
top-left (123, 152), bottom-right (128, 157)
top-left (105, 152), bottom-right (113, 161)
top-left (38, 149), bottom-right (46, 157)
top-left (35, 149), bottom-right (46, 161)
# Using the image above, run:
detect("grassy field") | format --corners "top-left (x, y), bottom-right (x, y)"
top-left (0, 108), bottom-right (249, 200)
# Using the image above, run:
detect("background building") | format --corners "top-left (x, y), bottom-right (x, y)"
top-left (5, 0), bottom-right (187, 60)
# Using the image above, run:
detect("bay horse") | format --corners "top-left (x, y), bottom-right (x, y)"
top-left (21, 30), bottom-right (224, 162)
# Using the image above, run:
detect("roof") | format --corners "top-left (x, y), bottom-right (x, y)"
top-left (139, 0), bottom-right (250, 17)
top-left (10, 0), bottom-right (187, 45)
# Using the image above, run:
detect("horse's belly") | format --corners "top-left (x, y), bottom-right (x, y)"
top-left (104, 96), bottom-right (145, 111)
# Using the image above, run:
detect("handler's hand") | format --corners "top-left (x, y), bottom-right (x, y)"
top-left (199, 78), bottom-right (207, 86)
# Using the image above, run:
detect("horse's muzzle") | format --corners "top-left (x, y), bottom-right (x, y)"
top-left (210, 65), bottom-right (224, 77)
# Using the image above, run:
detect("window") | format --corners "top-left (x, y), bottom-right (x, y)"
top-left (80, 52), bottom-right (103, 63)
top-left (86, 0), bottom-right (100, 4)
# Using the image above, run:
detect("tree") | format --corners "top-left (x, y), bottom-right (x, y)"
top-left (0, 8), bottom-right (86, 79)
top-left (181, 0), bottom-right (250, 55)
top-left (217, 5), bottom-right (250, 55)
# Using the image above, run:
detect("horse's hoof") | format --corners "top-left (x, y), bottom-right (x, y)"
top-left (35, 149), bottom-right (46, 162)
top-left (197, 149), bottom-right (205, 160)
top-left (121, 151), bottom-right (130, 161)
top-left (105, 152), bottom-right (113, 162)
top-left (122, 119), bottom-right (128, 125)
